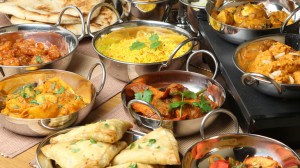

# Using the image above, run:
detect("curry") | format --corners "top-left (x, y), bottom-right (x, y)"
top-left (125, 82), bottom-right (218, 120)
top-left (237, 39), bottom-right (300, 84)
top-left (0, 38), bottom-right (62, 66)
top-left (211, 3), bottom-right (293, 29)
top-left (1, 77), bottom-right (88, 119)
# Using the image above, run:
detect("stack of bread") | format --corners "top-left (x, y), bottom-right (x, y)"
top-left (0, 0), bottom-right (118, 35)
top-left (40, 119), bottom-right (181, 168)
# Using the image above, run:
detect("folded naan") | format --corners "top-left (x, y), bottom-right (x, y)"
top-left (42, 140), bottom-right (127, 168)
top-left (107, 162), bottom-right (165, 168)
top-left (50, 119), bottom-right (133, 144)
top-left (112, 127), bottom-right (181, 165)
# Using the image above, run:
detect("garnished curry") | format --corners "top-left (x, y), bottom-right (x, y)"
top-left (0, 38), bottom-right (62, 66)
top-left (125, 82), bottom-right (218, 120)
top-left (1, 77), bottom-right (88, 119)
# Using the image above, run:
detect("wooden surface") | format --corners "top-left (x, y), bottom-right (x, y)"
top-left (0, 93), bottom-right (122, 168)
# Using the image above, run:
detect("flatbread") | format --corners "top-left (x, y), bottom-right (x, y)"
top-left (107, 162), bottom-right (165, 168)
top-left (50, 119), bottom-right (133, 144)
top-left (8, 0), bottom-right (104, 16)
top-left (42, 140), bottom-right (127, 168)
top-left (112, 127), bottom-right (181, 165)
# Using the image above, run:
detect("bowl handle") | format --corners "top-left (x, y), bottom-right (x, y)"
top-left (87, 3), bottom-right (122, 38)
top-left (200, 108), bottom-right (239, 139)
top-left (241, 72), bottom-right (283, 95)
top-left (39, 113), bottom-right (78, 131)
top-left (87, 62), bottom-right (106, 96)
top-left (186, 50), bottom-right (219, 80)
top-left (159, 36), bottom-right (199, 71)
top-left (280, 6), bottom-right (300, 33)
top-left (55, 6), bottom-right (85, 41)
top-left (127, 99), bottom-right (163, 129)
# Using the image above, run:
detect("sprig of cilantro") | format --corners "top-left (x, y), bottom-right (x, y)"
top-left (169, 90), bottom-right (197, 118)
top-left (149, 33), bottom-right (161, 50)
top-left (134, 89), bottom-right (153, 103)
top-left (192, 95), bottom-right (212, 113)
top-left (130, 41), bottom-right (145, 51)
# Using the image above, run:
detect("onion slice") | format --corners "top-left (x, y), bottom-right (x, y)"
top-left (274, 52), bottom-right (285, 59)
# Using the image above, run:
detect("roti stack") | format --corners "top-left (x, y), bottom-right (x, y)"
top-left (0, 0), bottom-right (118, 35)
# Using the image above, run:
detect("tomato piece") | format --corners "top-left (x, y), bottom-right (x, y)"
top-left (209, 160), bottom-right (230, 168)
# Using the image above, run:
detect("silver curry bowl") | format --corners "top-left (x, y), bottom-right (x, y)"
top-left (0, 6), bottom-right (85, 77)
top-left (87, 3), bottom-right (196, 82)
top-left (0, 63), bottom-right (106, 136)
top-left (206, 0), bottom-right (300, 44)
top-left (233, 33), bottom-right (300, 98)
top-left (182, 111), bottom-right (300, 168)
top-left (121, 50), bottom-right (230, 137)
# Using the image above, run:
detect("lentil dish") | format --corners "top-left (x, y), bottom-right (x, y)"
top-left (0, 37), bottom-right (62, 66)
top-left (211, 3), bottom-right (293, 29)
top-left (95, 26), bottom-right (191, 63)
top-left (1, 77), bottom-right (88, 119)
top-left (237, 39), bottom-right (300, 84)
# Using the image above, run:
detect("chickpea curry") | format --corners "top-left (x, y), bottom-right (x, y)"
top-left (0, 38), bottom-right (62, 66)
top-left (1, 77), bottom-right (88, 119)
top-left (124, 82), bottom-right (218, 120)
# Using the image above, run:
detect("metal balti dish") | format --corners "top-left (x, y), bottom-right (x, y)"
top-left (182, 110), bottom-right (300, 168)
top-left (121, 50), bottom-right (227, 137)
top-left (0, 63), bottom-right (106, 136)
top-left (206, 0), bottom-right (300, 44)
top-left (36, 127), bottom-right (180, 168)
top-left (87, 3), bottom-right (195, 82)
top-left (123, 0), bottom-right (172, 21)
top-left (233, 33), bottom-right (300, 98)
top-left (0, 6), bottom-right (85, 77)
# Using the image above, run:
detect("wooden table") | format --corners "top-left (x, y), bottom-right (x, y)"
top-left (0, 94), bottom-right (122, 168)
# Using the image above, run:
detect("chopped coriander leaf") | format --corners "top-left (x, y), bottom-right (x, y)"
top-left (192, 95), bottom-right (212, 113)
top-left (51, 82), bottom-right (56, 90)
top-left (90, 138), bottom-right (97, 144)
top-left (128, 163), bottom-right (138, 168)
top-left (129, 143), bottom-right (135, 149)
top-left (30, 100), bottom-right (41, 105)
top-left (138, 145), bottom-right (142, 149)
top-left (54, 86), bottom-right (65, 94)
top-left (156, 146), bottom-right (160, 149)
top-left (134, 89), bottom-right (153, 103)
top-left (36, 56), bottom-right (43, 63)
top-left (58, 105), bottom-right (63, 109)
top-left (21, 92), bottom-right (30, 99)
top-left (70, 141), bottom-right (77, 145)
top-left (13, 105), bottom-right (19, 109)
top-left (75, 95), bottom-right (81, 100)
top-left (104, 123), bottom-right (109, 128)
top-left (35, 90), bottom-right (41, 95)
top-left (149, 33), bottom-right (159, 43)
top-left (150, 41), bottom-right (161, 50)
top-left (70, 148), bottom-right (80, 153)
top-left (147, 139), bottom-right (156, 146)
top-left (169, 101), bottom-right (185, 109)
top-left (130, 41), bottom-right (145, 51)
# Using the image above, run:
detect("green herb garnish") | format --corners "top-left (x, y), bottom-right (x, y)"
top-left (128, 163), bottom-right (138, 168)
top-left (75, 95), bottom-right (81, 100)
top-left (35, 90), bottom-right (41, 95)
top-left (169, 90), bottom-right (197, 118)
top-left (147, 139), bottom-right (156, 146)
top-left (129, 143), bottom-right (135, 149)
top-left (51, 82), bottom-right (56, 90)
top-left (70, 141), bottom-right (77, 145)
top-left (104, 123), bottom-right (109, 128)
top-left (30, 100), bottom-right (41, 105)
top-left (70, 148), bottom-right (80, 153)
top-left (90, 138), bottom-right (97, 144)
top-left (192, 95), bottom-right (212, 113)
top-left (36, 56), bottom-right (43, 64)
top-left (54, 86), bottom-right (65, 94)
top-left (21, 92), bottom-right (30, 99)
top-left (138, 145), bottom-right (142, 149)
top-left (134, 89), bottom-right (153, 103)
top-left (130, 41), bottom-right (145, 51)
top-left (58, 105), bottom-right (63, 109)
top-left (149, 33), bottom-right (161, 50)
top-left (13, 105), bottom-right (19, 109)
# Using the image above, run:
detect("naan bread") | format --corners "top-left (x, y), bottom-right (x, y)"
top-left (112, 127), bottom-right (181, 165)
top-left (107, 162), bottom-right (165, 168)
top-left (42, 140), bottom-right (127, 168)
top-left (50, 119), bottom-right (133, 144)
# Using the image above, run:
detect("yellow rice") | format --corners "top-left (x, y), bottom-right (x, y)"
top-left (95, 26), bottom-right (191, 63)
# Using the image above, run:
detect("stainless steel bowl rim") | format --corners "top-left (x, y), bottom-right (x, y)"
top-left (0, 23), bottom-right (79, 68)
top-left (125, 0), bottom-right (169, 4)
top-left (0, 69), bottom-right (97, 121)
top-left (92, 20), bottom-right (194, 66)
top-left (233, 33), bottom-right (300, 87)
top-left (121, 70), bottom-right (227, 122)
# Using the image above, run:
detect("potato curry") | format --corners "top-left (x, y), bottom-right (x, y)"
top-left (0, 38), bottom-right (62, 66)
top-left (211, 3), bottom-right (293, 29)
top-left (1, 77), bottom-right (88, 119)
top-left (237, 39), bottom-right (300, 84)
top-left (125, 82), bottom-right (218, 120)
